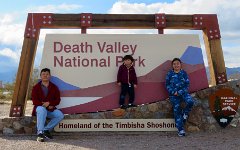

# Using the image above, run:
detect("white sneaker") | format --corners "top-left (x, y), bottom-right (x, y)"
top-left (183, 113), bottom-right (188, 124)
top-left (178, 130), bottom-right (186, 137)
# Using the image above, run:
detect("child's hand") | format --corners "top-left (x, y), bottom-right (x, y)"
top-left (48, 106), bottom-right (54, 109)
top-left (117, 82), bottom-right (121, 86)
top-left (134, 84), bottom-right (137, 88)
top-left (42, 102), bottom-right (50, 107)
top-left (174, 92), bottom-right (178, 96)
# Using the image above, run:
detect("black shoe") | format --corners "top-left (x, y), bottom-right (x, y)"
top-left (37, 133), bottom-right (45, 142)
top-left (120, 105), bottom-right (127, 109)
top-left (43, 130), bottom-right (53, 139)
top-left (128, 103), bottom-right (136, 108)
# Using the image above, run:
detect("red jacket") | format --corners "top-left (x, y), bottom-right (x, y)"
top-left (117, 64), bottom-right (137, 85)
top-left (31, 81), bottom-right (61, 116)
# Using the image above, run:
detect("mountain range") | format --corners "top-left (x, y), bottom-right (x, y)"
top-left (205, 67), bottom-right (240, 81)
top-left (0, 70), bottom-right (16, 83)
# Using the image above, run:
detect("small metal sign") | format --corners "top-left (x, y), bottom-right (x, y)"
top-left (209, 88), bottom-right (239, 128)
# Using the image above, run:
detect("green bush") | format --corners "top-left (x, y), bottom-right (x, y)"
top-left (0, 94), bottom-right (6, 99)
top-left (5, 94), bottom-right (13, 100)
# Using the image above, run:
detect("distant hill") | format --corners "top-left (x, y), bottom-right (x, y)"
top-left (226, 67), bottom-right (240, 80)
top-left (205, 67), bottom-right (240, 81)
top-left (0, 70), bottom-right (17, 83)
top-left (226, 67), bottom-right (240, 75)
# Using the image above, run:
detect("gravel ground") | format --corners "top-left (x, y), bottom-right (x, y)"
top-left (1, 102), bottom-right (240, 150)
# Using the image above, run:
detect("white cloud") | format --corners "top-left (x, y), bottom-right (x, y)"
top-left (0, 14), bottom-right (24, 46)
top-left (222, 44), bottom-right (240, 66)
top-left (28, 3), bottom-right (82, 13)
top-left (0, 24), bottom-right (24, 46)
top-left (0, 0), bottom-right (238, 69)
top-left (108, 0), bottom-right (240, 67)
top-left (109, 2), bottom-right (161, 14)
top-left (0, 14), bottom-right (15, 24)
top-left (0, 3), bottom-right (82, 68)
top-left (109, 0), bottom-right (240, 35)
top-left (0, 48), bottom-right (20, 62)
top-left (110, 0), bottom-right (240, 42)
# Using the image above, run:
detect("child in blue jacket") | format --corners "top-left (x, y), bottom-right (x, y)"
top-left (165, 58), bottom-right (194, 137)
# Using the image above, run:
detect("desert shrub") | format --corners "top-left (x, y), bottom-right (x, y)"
top-left (0, 94), bottom-right (6, 99)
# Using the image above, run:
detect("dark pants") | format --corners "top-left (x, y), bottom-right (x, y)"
top-left (170, 94), bottom-right (194, 132)
top-left (119, 83), bottom-right (135, 105)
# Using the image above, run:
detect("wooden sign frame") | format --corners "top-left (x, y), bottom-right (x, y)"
top-left (10, 13), bottom-right (227, 117)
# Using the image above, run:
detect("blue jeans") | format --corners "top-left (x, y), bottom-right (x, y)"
top-left (36, 106), bottom-right (64, 134)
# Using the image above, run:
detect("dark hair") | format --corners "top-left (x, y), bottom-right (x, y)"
top-left (172, 58), bottom-right (182, 64)
top-left (40, 68), bottom-right (51, 75)
top-left (122, 55), bottom-right (134, 62)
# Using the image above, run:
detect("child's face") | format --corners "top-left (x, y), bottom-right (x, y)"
top-left (172, 60), bottom-right (181, 71)
top-left (124, 59), bottom-right (132, 66)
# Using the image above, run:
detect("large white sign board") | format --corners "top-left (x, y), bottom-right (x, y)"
top-left (41, 34), bottom-right (208, 114)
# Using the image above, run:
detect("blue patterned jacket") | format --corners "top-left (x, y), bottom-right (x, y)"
top-left (165, 69), bottom-right (190, 96)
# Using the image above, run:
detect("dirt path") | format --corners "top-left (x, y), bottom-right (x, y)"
top-left (1, 102), bottom-right (240, 150)
top-left (0, 127), bottom-right (240, 150)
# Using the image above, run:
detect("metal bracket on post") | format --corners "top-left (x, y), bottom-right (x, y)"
top-left (81, 13), bottom-right (92, 34)
top-left (193, 14), bottom-right (221, 40)
top-left (155, 13), bottom-right (166, 34)
top-left (216, 72), bottom-right (228, 84)
top-left (24, 13), bottom-right (53, 39)
top-left (10, 106), bottom-right (22, 117)
top-left (193, 14), bottom-right (226, 85)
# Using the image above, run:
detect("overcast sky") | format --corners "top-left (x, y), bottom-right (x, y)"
top-left (0, 0), bottom-right (240, 77)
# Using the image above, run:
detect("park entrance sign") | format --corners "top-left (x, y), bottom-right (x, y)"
top-left (10, 13), bottom-right (226, 117)
top-left (40, 34), bottom-right (208, 114)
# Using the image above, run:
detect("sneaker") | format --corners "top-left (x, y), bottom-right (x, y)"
top-left (37, 133), bottom-right (45, 142)
top-left (178, 130), bottom-right (186, 137)
top-left (120, 105), bottom-right (127, 109)
top-left (128, 103), bottom-right (136, 108)
top-left (183, 113), bottom-right (188, 124)
top-left (43, 130), bottom-right (53, 139)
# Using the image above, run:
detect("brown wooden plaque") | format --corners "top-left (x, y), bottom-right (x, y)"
top-left (209, 88), bottom-right (239, 128)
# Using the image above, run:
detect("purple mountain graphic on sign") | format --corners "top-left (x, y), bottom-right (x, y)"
top-left (50, 76), bottom-right (80, 91)
top-left (51, 46), bottom-right (205, 92)
top-left (56, 45), bottom-right (208, 114)
top-left (180, 46), bottom-right (204, 65)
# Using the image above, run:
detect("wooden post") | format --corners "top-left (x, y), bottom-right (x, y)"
top-left (81, 27), bottom-right (87, 34)
top-left (10, 38), bottom-right (39, 117)
top-left (158, 29), bottom-right (164, 34)
top-left (199, 14), bottom-right (227, 86)
top-left (203, 35), bottom-right (226, 86)
top-left (209, 39), bottom-right (227, 84)
top-left (203, 31), bottom-right (216, 86)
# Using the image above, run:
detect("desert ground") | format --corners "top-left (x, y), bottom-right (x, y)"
top-left (0, 101), bottom-right (240, 150)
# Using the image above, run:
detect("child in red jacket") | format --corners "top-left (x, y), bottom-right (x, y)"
top-left (117, 55), bottom-right (138, 109)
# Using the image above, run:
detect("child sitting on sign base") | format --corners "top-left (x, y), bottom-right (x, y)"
top-left (165, 58), bottom-right (194, 137)
top-left (117, 55), bottom-right (138, 109)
